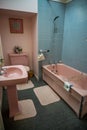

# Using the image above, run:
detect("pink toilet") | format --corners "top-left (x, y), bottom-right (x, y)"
top-left (8, 53), bottom-right (30, 77)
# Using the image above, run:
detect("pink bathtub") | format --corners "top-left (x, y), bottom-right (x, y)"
top-left (42, 63), bottom-right (87, 118)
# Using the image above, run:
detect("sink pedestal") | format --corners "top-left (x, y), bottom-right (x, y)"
top-left (0, 65), bottom-right (28, 118)
top-left (7, 85), bottom-right (20, 117)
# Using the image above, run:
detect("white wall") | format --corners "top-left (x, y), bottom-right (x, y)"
top-left (0, 35), bottom-right (3, 59)
top-left (31, 15), bottom-right (38, 79)
top-left (0, 0), bottom-right (38, 13)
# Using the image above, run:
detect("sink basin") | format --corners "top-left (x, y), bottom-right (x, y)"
top-left (4, 67), bottom-right (22, 77)
top-left (0, 65), bottom-right (28, 86)
top-left (0, 65), bottom-right (28, 117)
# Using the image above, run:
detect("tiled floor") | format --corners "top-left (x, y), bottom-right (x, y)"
top-left (2, 76), bottom-right (87, 130)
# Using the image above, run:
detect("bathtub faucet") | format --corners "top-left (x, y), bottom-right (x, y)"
top-left (55, 63), bottom-right (58, 73)
top-left (51, 63), bottom-right (58, 74)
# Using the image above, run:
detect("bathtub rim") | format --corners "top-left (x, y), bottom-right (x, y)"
top-left (42, 63), bottom-right (87, 97)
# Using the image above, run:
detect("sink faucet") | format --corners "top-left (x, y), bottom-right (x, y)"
top-left (0, 58), bottom-right (4, 75)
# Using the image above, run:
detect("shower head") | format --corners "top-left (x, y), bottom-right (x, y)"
top-left (53, 16), bottom-right (59, 33)
top-left (53, 16), bottom-right (59, 21)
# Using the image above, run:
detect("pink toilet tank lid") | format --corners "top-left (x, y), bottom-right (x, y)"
top-left (9, 53), bottom-right (29, 66)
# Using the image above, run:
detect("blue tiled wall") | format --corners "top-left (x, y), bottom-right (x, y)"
top-left (62, 0), bottom-right (87, 73)
top-left (38, 0), bottom-right (87, 78)
top-left (38, 0), bottom-right (65, 78)
top-left (38, 0), bottom-right (65, 64)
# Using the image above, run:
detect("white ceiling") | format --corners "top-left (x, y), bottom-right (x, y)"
top-left (0, 9), bottom-right (36, 18)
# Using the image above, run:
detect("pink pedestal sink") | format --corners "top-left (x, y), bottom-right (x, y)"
top-left (0, 65), bottom-right (28, 117)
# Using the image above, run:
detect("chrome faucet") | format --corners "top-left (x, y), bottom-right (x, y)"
top-left (51, 64), bottom-right (55, 72)
top-left (51, 63), bottom-right (58, 74)
top-left (0, 58), bottom-right (4, 75)
top-left (0, 67), bottom-right (3, 75)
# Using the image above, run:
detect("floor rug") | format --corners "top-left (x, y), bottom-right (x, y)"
top-left (16, 80), bottom-right (34, 90)
top-left (34, 85), bottom-right (60, 106)
top-left (14, 99), bottom-right (37, 121)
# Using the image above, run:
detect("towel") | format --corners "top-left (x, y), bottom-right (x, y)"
top-left (64, 81), bottom-right (73, 91)
top-left (38, 53), bottom-right (45, 61)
